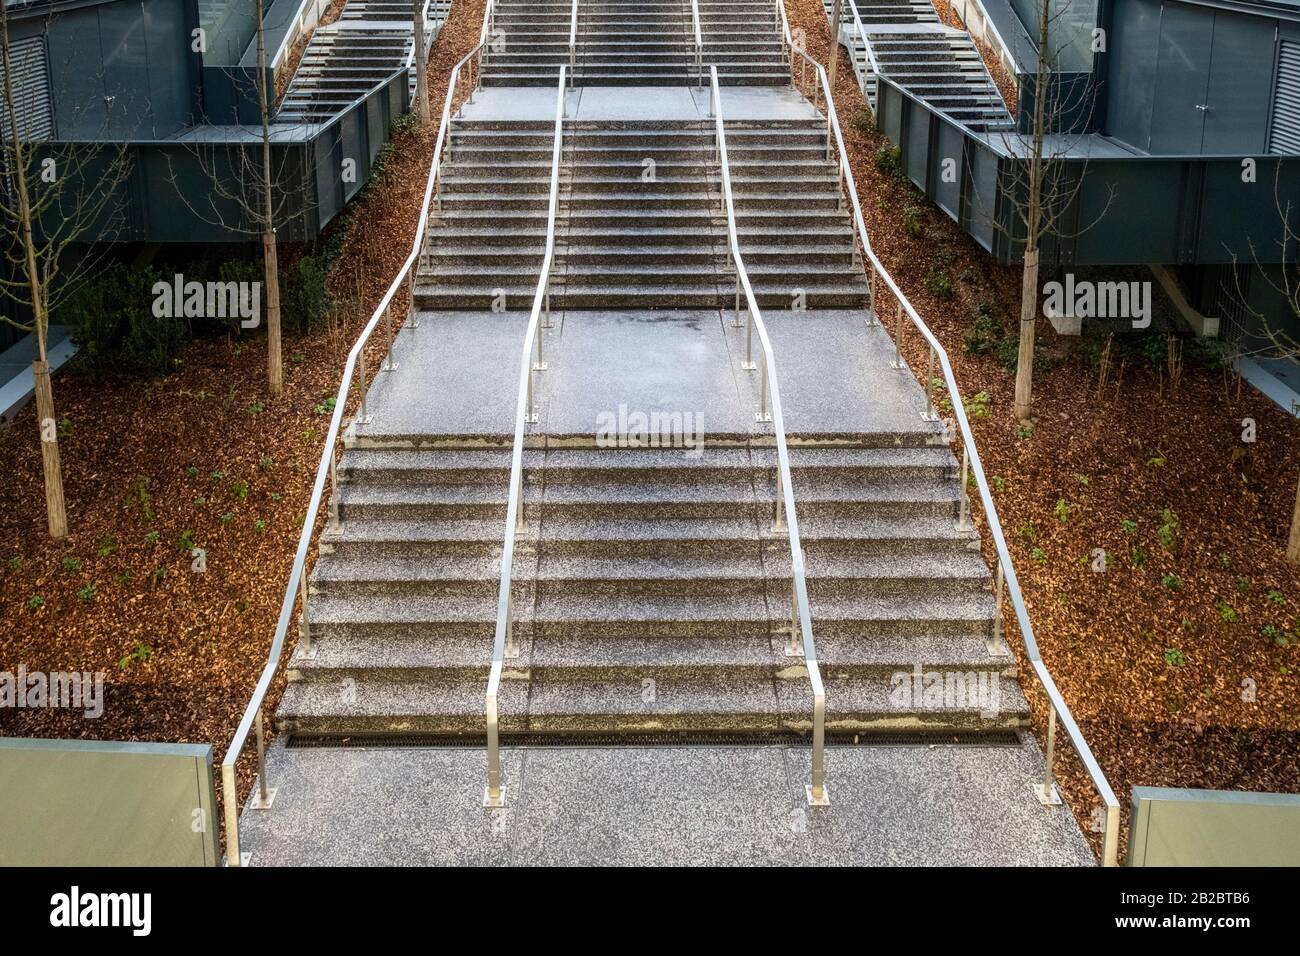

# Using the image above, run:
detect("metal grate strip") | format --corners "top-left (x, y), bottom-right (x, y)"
top-left (287, 729), bottom-right (1023, 749)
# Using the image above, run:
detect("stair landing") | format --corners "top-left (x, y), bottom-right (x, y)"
top-left (238, 737), bottom-right (1095, 865)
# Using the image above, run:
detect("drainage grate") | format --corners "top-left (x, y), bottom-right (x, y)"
top-left (287, 729), bottom-right (1022, 749)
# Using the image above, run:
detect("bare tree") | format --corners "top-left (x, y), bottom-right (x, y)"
top-left (166, 0), bottom-right (291, 395)
top-left (414, 0), bottom-right (430, 123)
top-left (1225, 167), bottom-right (1300, 562)
top-left (0, 3), bottom-right (132, 539)
top-left (991, 0), bottom-right (1112, 421)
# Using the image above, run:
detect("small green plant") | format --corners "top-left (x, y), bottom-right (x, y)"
top-left (874, 143), bottom-right (903, 178)
top-left (1130, 546), bottom-right (1149, 569)
top-left (291, 353), bottom-right (306, 364)
top-left (253, 519), bottom-right (268, 534)
top-left (118, 642), bottom-right (153, 670)
top-left (925, 266), bottom-right (953, 298)
top-left (194, 497), bottom-right (207, 507)
top-left (7, 555), bottom-right (21, 571)
top-left (1016, 422), bottom-right (1034, 439)
top-left (96, 536), bottom-right (117, 557)
top-left (57, 416), bottom-right (74, 438)
top-left (62, 556), bottom-right (81, 572)
top-left (902, 205), bottom-right (924, 238)
top-left (963, 390), bottom-right (991, 420)
top-left (1218, 553), bottom-right (1231, 570)
top-left (314, 396), bottom-right (337, 416)
top-left (231, 480), bottom-right (250, 501)
top-left (1236, 576), bottom-right (1251, 595)
top-left (221, 512), bottom-right (235, 525)
top-left (1157, 509), bottom-right (1179, 550)
top-left (271, 492), bottom-right (283, 503)
top-left (248, 400), bottom-right (265, 415)
top-left (114, 571), bottom-right (134, 585)
top-left (210, 470), bottom-right (225, 482)
top-left (1161, 573), bottom-right (1181, 591)
top-left (1267, 590), bottom-right (1286, 606)
top-left (1121, 519), bottom-right (1138, 533)
top-left (235, 600), bottom-right (250, 614)
top-left (1030, 547), bottom-right (1047, 564)
top-left (1163, 647), bottom-right (1186, 666)
top-left (259, 456), bottom-right (274, 472)
top-left (178, 530), bottom-right (196, 551)
top-left (1073, 474), bottom-right (1090, 486)
top-left (186, 465), bottom-right (199, 478)
top-left (1215, 600), bottom-right (1239, 624)
top-left (991, 475), bottom-right (1005, 492)
top-left (145, 530), bottom-right (160, 545)
top-left (26, 595), bottom-right (43, 610)
top-left (1054, 499), bottom-right (1075, 524)
top-left (77, 584), bottom-right (95, 602)
top-left (1019, 522), bottom-right (1038, 543)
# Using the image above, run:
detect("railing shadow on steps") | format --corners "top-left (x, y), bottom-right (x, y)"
top-left (218, 0), bottom-right (499, 868)
top-left (483, 63), bottom-right (569, 808)
top-left (776, 0), bottom-right (1121, 865)
top-left (708, 65), bottom-right (829, 806)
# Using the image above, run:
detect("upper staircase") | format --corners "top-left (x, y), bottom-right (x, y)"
top-left (479, 0), bottom-right (786, 86)
top-left (277, 0), bottom-right (449, 124)
top-left (826, 0), bottom-right (1014, 132)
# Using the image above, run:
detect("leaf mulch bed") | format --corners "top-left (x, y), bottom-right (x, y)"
top-left (0, 0), bottom-right (488, 844)
top-left (786, 0), bottom-right (1300, 859)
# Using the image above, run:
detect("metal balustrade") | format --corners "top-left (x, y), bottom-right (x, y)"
top-left (707, 65), bottom-right (828, 806)
top-left (776, 0), bottom-right (1121, 865)
top-left (483, 64), bottom-right (568, 808)
top-left (219, 0), bottom-right (499, 867)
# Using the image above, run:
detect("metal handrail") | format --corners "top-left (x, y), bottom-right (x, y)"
top-left (569, 0), bottom-right (579, 87)
top-left (484, 64), bottom-right (568, 808)
top-left (948, 0), bottom-right (1019, 80)
top-left (842, 0), bottom-right (881, 77)
top-left (707, 65), bottom-right (827, 806)
top-left (219, 0), bottom-right (499, 868)
top-left (778, 0), bottom-right (1121, 864)
top-left (690, 0), bottom-right (703, 88)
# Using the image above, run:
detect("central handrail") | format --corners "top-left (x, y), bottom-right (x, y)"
top-left (569, 0), bottom-right (579, 87)
top-left (707, 65), bottom-right (827, 806)
top-left (690, 0), bottom-right (703, 87)
top-left (484, 64), bottom-right (568, 808)
top-left (218, 0), bottom-right (498, 868)
top-left (776, 0), bottom-right (1120, 864)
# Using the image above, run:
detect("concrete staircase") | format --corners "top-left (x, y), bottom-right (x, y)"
top-left (277, 0), bottom-right (447, 124)
top-left (479, 0), bottom-right (786, 87)
top-left (827, 0), bottom-right (1014, 131)
top-left (414, 116), bottom-right (868, 310)
top-left (278, 436), bottom-right (1027, 737)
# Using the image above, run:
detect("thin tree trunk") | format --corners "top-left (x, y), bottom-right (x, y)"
top-left (2, 5), bottom-right (68, 538)
top-left (1288, 467), bottom-right (1300, 564)
top-left (33, 361), bottom-right (68, 539)
top-left (1014, 246), bottom-right (1039, 420)
top-left (1013, 0), bottom-right (1051, 422)
top-left (414, 0), bottom-right (430, 123)
top-left (256, 0), bottom-right (283, 395)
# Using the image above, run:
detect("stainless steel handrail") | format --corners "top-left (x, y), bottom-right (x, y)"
top-left (778, 0), bottom-right (1121, 864)
top-left (219, 0), bottom-right (499, 868)
top-left (484, 64), bottom-right (568, 808)
top-left (690, 0), bottom-right (703, 87)
top-left (707, 65), bottom-right (827, 806)
top-left (569, 0), bottom-right (579, 87)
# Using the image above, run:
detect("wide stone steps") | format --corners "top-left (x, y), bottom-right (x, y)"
top-left (279, 434), bottom-right (1023, 739)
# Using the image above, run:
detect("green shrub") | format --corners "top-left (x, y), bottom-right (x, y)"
top-left (57, 264), bottom-right (187, 380)
top-left (874, 143), bottom-right (903, 178)
top-left (281, 255), bottom-right (333, 334)
top-left (964, 301), bottom-right (1004, 357)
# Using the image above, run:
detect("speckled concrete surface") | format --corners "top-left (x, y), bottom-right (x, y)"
top-left (238, 736), bottom-right (1095, 866)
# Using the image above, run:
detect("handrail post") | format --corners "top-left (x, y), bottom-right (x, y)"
top-left (957, 445), bottom-right (972, 530)
top-left (757, 355), bottom-right (771, 422)
top-left (922, 345), bottom-right (938, 421)
top-left (991, 560), bottom-right (1005, 654)
top-left (1035, 701), bottom-right (1062, 805)
top-left (890, 300), bottom-right (905, 369)
top-left (382, 305), bottom-right (398, 371)
top-left (358, 351), bottom-right (372, 424)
